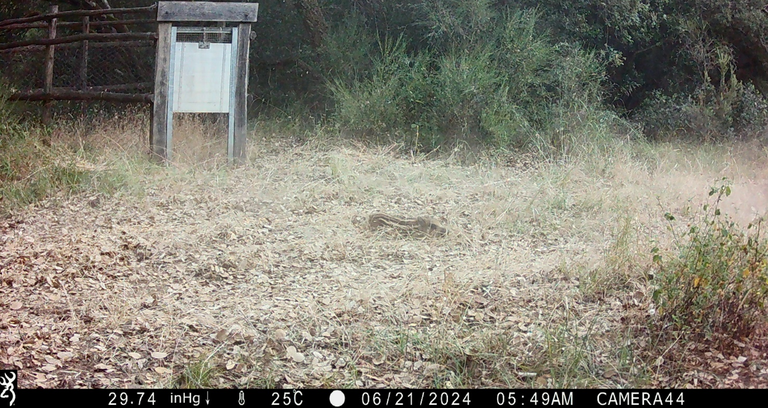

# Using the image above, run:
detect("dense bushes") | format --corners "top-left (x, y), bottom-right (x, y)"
top-left (319, 0), bottom-right (768, 149)
top-left (324, 5), bottom-right (608, 151)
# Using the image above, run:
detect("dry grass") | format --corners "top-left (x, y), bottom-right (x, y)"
top-left (1, 115), bottom-right (768, 388)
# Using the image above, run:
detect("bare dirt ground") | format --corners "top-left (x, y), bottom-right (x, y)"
top-left (2, 130), bottom-right (768, 388)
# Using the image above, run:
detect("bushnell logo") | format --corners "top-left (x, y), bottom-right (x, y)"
top-left (0, 371), bottom-right (16, 407)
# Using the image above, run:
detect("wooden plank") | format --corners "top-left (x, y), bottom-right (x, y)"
top-left (42, 5), bottom-right (58, 126)
top-left (80, 16), bottom-right (89, 115)
top-left (0, 19), bottom-right (156, 31)
top-left (151, 22), bottom-right (172, 162)
top-left (0, 32), bottom-right (157, 51)
top-left (158, 2), bottom-right (258, 23)
top-left (0, 5), bottom-right (157, 27)
top-left (88, 40), bottom-right (154, 49)
top-left (9, 89), bottom-right (152, 103)
top-left (15, 83), bottom-right (152, 93)
top-left (232, 23), bottom-right (251, 163)
top-left (0, 40), bottom-right (153, 53)
top-left (80, 17), bottom-right (89, 92)
top-left (87, 82), bottom-right (153, 92)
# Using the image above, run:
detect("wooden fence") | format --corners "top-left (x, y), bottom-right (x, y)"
top-left (0, 4), bottom-right (158, 123)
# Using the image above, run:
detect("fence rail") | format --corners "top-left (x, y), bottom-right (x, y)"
top-left (9, 89), bottom-right (153, 103)
top-left (0, 19), bottom-right (156, 31)
top-left (0, 40), bottom-right (153, 53)
top-left (0, 32), bottom-right (157, 51)
top-left (0, 4), bottom-right (157, 27)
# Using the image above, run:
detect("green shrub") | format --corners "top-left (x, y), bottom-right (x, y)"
top-left (318, 11), bottom-right (376, 86)
top-left (326, 6), bottom-right (609, 152)
top-left (731, 82), bottom-right (768, 137)
top-left (479, 89), bottom-right (534, 148)
top-left (634, 35), bottom-right (768, 141)
top-left (429, 47), bottom-right (502, 140)
top-left (651, 180), bottom-right (768, 347)
top-left (327, 35), bottom-right (430, 138)
top-left (415, 0), bottom-right (495, 50)
top-left (637, 81), bottom-right (768, 142)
